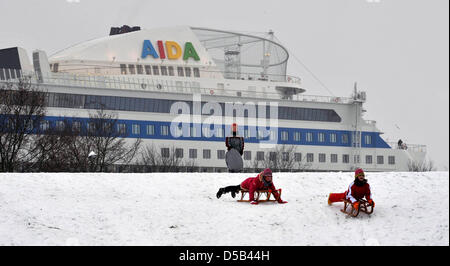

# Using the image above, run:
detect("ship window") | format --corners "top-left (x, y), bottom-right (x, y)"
top-left (152, 66), bottom-right (159, 75)
top-left (331, 154), bottom-right (338, 163)
top-left (342, 134), bottom-right (349, 144)
top-left (282, 152), bottom-right (289, 162)
top-left (306, 132), bottom-right (313, 142)
top-left (307, 153), bottom-right (314, 163)
top-left (256, 151), bottom-right (265, 161)
top-left (185, 67), bottom-right (192, 77)
top-left (120, 64), bottom-right (127, 74)
top-left (279, 106), bottom-right (341, 123)
top-left (216, 128), bottom-right (224, 138)
top-left (342, 154), bottom-right (350, 164)
top-left (53, 63), bottom-right (59, 73)
top-left (319, 153), bottom-right (326, 163)
top-left (55, 121), bottom-right (65, 131)
top-left (330, 133), bottom-right (337, 143)
top-left (366, 155), bottom-right (373, 164)
top-left (103, 122), bottom-right (113, 134)
top-left (40, 121), bottom-right (49, 132)
top-left (168, 66), bottom-right (175, 76)
top-left (161, 66), bottom-right (168, 76)
top-left (202, 127), bottom-right (210, 138)
top-left (318, 132), bottom-right (325, 142)
top-left (87, 122), bottom-right (96, 134)
top-left (269, 130), bottom-right (276, 141)
top-left (189, 149), bottom-right (197, 159)
top-left (281, 131), bottom-right (289, 141)
top-left (365, 135), bottom-right (373, 145)
top-left (189, 126), bottom-right (197, 137)
top-left (388, 156), bottom-right (396, 165)
top-left (294, 153), bottom-right (302, 162)
top-left (146, 124), bottom-right (155, 135)
top-left (117, 123), bottom-right (127, 135)
top-left (128, 65), bottom-right (136, 74)
top-left (132, 124), bottom-right (140, 135)
top-left (244, 151), bottom-right (251, 161)
top-left (377, 156), bottom-right (384, 165)
top-left (244, 129), bottom-right (250, 139)
top-left (160, 125), bottom-right (169, 136)
top-left (175, 148), bottom-right (184, 158)
top-left (193, 68), bottom-right (200, 77)
top-left (269, 152), bottom-right (277, 161)
top-left (203, 149), bottom-right (211, 159)
top-left (136, 65), bottom-right (143, 74)
top-left (4, 69), bottom-right (10, 79)
top-left (177, 67), bottom-right (184, 77)
top-left (72, 121), bottom-right (81, 132)
top-left (217, 150), bottom-right (225, 159)
top-left (161, 148), bottom-right (170, 158)
top-left (294, 132), bottom-right (301, 142)
top-left (145, 65), bottom-right (152, 75)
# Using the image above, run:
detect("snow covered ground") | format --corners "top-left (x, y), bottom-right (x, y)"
top-left (0, 171), bottom-right (448, 246)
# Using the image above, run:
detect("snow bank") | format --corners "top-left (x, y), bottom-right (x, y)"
top-left (0, 171), bottom-right (448, 246)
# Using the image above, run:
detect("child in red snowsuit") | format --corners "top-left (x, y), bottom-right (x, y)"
top-left (328, 168), bottom-right (374, 210)
top-left (216, 168), bottom-right (288, 205)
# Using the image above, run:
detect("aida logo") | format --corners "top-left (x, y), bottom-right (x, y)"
top-left (141, 40), bottom-right (200, 61)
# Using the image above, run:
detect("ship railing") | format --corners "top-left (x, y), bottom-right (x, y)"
top-left (386, 142), bottom-right (427, 153)
top-left (0, 68), bottom-right (352, 104)
top-left (221, 71), bottom-right (302, 84)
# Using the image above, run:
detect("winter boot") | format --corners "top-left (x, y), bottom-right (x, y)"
top-left (216, 188), bottom-right (224, 199)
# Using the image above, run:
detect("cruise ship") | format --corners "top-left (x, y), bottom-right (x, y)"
top-left (0, 25), bottom-right (427, 172)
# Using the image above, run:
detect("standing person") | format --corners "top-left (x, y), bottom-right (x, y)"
top-left (225, 123), bottom-right (244, 172)
top-left (216, 168), bottom-right (288, 205)
top-left (398, 139), bottom-right (403, 149)
top-left (328, 168), bottom-right (374, 210)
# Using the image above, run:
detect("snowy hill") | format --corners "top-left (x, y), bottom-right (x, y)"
top-left (0, 171), bottom-right (448, 246)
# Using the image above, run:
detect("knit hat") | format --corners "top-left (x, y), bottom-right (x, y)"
top-left (263, 168), bottom-right (272, 177)
top-left (261, 168), bottom-right (273, 187)
top-left (355, 168), bottom-right (365, 178)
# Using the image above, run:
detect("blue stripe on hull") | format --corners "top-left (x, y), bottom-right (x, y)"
top-left (40, 115), bottom-right (391, 149)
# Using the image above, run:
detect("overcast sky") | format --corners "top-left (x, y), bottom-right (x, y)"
top-left (0, 0), bottom-right (448, 170)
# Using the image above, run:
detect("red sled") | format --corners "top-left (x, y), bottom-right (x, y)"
top-left (340, 199), bottom-right (374, 217)
top-left (238, 189), bottom-right (282, 203)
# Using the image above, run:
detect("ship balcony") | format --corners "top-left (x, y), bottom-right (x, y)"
top-left (386, 142), bottom-right (427, 153)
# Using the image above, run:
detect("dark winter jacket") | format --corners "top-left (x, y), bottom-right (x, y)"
top-left (225, 136), bottom-right (244, 155)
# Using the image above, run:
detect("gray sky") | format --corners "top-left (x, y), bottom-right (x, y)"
top-left (1, 0), bottom-right (448, 170)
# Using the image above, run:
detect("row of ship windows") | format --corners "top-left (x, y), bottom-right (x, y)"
top-left (39, 121), bottom-right (371, 145)
top-left (45, 92), bottom-right (342, 123)
top-left (49, 63), bottom-right (201, 78)
top-left (119, 64), bottom-right (201, 78)
top-left (161, 148), bottom-right (396, 165)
